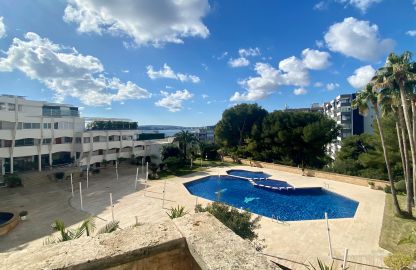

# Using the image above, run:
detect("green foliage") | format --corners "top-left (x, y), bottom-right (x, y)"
top-left (398, 227), bottom-right (416, 245)
top-left (5, 174), bottom-right (22, 188)
top-left (163, 157), bottom-right (183, 170)
top-left (174, 130), bottom-right (198, 159)
top-left (384, 252), bottom-right (415, 270)
top-left (199, 142), bottom-right (220, 160)
top-left (167, 205), bottom-right (188, 219)
top-left (161, 145), bottom-right (182, 160)
top-left (86, 120), bottom-right (138, 130)
top-left (306, 259), bottom-right (339, 270)
top-left (215, 103), bottom-right (267, 149)
top-left (148, 162), bottom-right (160, 180)
top-left (97, 221), bottom-right (119, 234)
top-left (195, 202), bottom-right (261, 241)
top-left (395, 180), bottom-right (407, 194)
top-left (45, 217), bottom-right (119, 244)
top-left (385, 185), bottom-right (392, 194)
top-left (258, 111), bottom-right (338, 168)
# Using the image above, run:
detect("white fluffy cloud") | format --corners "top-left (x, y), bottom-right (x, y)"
top-left (278, 56), bottom-right (310, 86)
top-left (155, 89), bottom-right (193, 112)
top-left (228, 57), bottom-right (250, 68)
top-left (0, 17), bottom-right (5, 39)
top-left (326, 82), bottom-right (340, 91)
top-left (293, 88), bottom-right (308, 95)
top-left (324, 17), bottom-right (394, 61)
top-left (147, 64), bottom-right (200, 83)
top-left (238, 47), bottom-right (260, 57)
top-left (301, 49), bottom-right (331, 70)
top-left (228, 47), bottom-right (261, 68)
top-left (407, 30), bottom-right (416, 37)
top-left (63, 0), bottom-right (210, 47)
top-left (338, 0), bottom-right (382, 13)
top-left (0, 32), bottom-right (151, 106)
top-left (347, 65), bottom-right (375, 89)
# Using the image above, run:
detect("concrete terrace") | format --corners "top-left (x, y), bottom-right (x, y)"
top-left (0, 164), bottom-right (388, 269)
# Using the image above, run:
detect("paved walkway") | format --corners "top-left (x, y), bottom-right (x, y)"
top-left (0, 164), bottom-right (388, 269)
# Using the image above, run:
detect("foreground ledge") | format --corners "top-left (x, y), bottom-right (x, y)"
top-left (0, 213), bottom-right (277, 270)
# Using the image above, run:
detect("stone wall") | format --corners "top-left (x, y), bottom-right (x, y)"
top-left (224, 156), bottom-right (388, 189)
top-left (0, 213), bottom-right (278, 270)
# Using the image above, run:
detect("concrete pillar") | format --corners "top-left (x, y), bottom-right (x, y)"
top-left (1, 158), bottom-right (4, 175)
top-left (10, 156), bottom-right (13, 174)
top-left (38, 153), bottom-right (42, 172)
top-left (49, 153), bottom-right (52, 167)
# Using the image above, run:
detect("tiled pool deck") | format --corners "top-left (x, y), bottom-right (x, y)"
top-left (0, 165), bottom-right (388, 269)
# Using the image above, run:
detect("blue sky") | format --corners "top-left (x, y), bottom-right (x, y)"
top-left (0, 0), bottom-right (415, 126)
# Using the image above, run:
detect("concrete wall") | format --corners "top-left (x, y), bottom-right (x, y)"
top-left (224, 156), bottom-right (388, 189)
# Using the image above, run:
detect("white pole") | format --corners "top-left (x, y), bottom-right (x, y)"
top-left (134, 167), bottom-right (139, 190)
top-left (325, 212), bottom-right (333, 259)
top-left (86, 166), bottom-right (89, 189)
top-left (162, 178), bottom-right (167, 208)
top-left (342, 248), bottom-right (349, 270)
top-left (70, 173), bottom-right (74, 197)
top-left (116, 161), bottom-right (119, 181)
top-left (146, 162), bottom-right (148, 181)
top-left (110, 192), bottom-right (114, 222)
top-left (79, 182), bottom-right (83, 210)
top-left (141, 158), bottom-right (144, 174)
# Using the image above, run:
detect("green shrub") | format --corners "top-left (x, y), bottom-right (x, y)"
top-left (167, 205), bottom-right (188, 219)
top-left (164, 157), bottom-right (183, 170)
top-left (384, 252), bottom-right (414, 270)
top-left (54, 172), bottom-right (65, 180)
top-left (5, 174), bottom-right (22, 188)
top-left (195, 202), bottom-right (261, 241)
top-left (395, 180), bottom-right (407, 194)
top-left (384, 185), bottom-right (392, 194)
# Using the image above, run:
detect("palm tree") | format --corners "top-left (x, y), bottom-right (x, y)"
top-left (374, 51), bottom-right (416, 208)
top-left (379, 88), bottom-right (413, 215)
top-left (352, 84), bottom-right (402, 215)
top-left (174, 130), bottom-right (198, 160)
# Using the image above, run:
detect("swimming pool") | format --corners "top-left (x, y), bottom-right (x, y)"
top-left (184, 175), bottom-right (358, 221)
top-left (227, 169), bottom-right (271, 179)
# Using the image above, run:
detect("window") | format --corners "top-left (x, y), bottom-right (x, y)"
top-left (75, 137), bottom-right (82, 143)
top-left (17, 122), bottom-right (22, 130)
top-left (43, 138), bottom-right (51, 144)
top-left (32, 123), bottom-right (40, 129)
top-left (54, 122), bottom-right (58, 129)
top-left (0, 103), bottom-right (5, 110)
top-left (43, 123), bottom-right (51, 129)
top-left (93, 136), bottom-right (100, 142)
top-left (83, 137), bottom-right (90, 143)
top-left (18, 105), bottom-right (23, 112)
top-left (23, 123), bottom-right (32, 129)
top-left (8, 103), bottom-right (15, 111)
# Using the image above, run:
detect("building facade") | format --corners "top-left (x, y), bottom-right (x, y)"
top-left (195, 126), bottom-right (215, 144)
top-left (324, 93), bottom-right (374, 160)
top-left (0, 95), bottom-right (172, 175)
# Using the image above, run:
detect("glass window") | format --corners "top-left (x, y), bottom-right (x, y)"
top-left (75, 137), bottom-right (82, 143)
top-left (23, 123), bottom-right (32, 129)
top-left (43, 138), bottom-right (51, 144)
top-left (8, 103), bottom-right (15, 111)
top-left (0, 103), bottom-right (5, 110)
top-left (18, 105), bottom-right (23, 112)
top-left (83, 137), bottom-right (90, 143)
top-left (54, 122), bottom-right (58, 129)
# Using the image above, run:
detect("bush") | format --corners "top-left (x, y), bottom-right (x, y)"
top-left (164, 157), bottom-right (183, 170)
top-left (395, 180), bottom-right (407, 194)
top-left (384, 185), bottom-right (392, 194)
top-left (54, 172), bottom-right (65, 180)
top-left (384, 252), bottom-right (415, 270)
top-left (195, 202), bottom-right (261, 241)
top-left (5, 174), bottom-right (22, 188)
top-left (167, 205), bottom-right (188, 219)
top-left (162, 145), bottom-right (182, 160)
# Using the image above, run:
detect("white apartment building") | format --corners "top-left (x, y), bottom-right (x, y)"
top-left (0, 95), bottom-right (173, 175)
top-left (324, 93), bottom-right (374, 160)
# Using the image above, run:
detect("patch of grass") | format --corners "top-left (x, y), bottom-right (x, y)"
top-left (157, 159), bottom-right (236, 180)
top-left (379, 195), bottom-right (416, 254)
